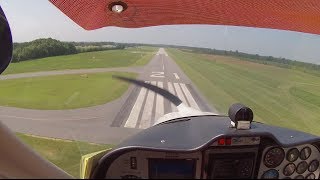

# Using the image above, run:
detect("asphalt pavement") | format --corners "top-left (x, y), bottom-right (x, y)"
top-left (0, 48), bottom-right (217, 145)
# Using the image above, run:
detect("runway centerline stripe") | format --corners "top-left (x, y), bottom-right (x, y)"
top-left (139, 81), bottom-right (156, 129)
top-left (162, 55), bottom-right (165, 71)
top-left (168, 82), bottom-right (178, 112)
top-left (174, 82), bottom-right (189, 106)
top-left (124, 84), bottom-right (147, 128)
top-left (180, 83), bottom-right (200, 110)
top-left (154, 81), bottom-right (164, 124)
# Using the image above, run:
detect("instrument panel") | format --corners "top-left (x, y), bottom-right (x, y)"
top-left (103, 136), bottom-right (320, 179)
top-left (259, 144), bottom-right (320, 179)
top-left (105, 150), bottom-right (202, 179)
top-left (203, 147), bottom-right (258, 179)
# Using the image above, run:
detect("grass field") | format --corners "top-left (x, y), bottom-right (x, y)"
top-left (167, 48), bottom-right (320, 136)
top-left (0, 72), bottom-right (136, 110)
top-left (17, 133), bottom-right (113, 178)
top-left (4, 47), bottom-right (156, 74)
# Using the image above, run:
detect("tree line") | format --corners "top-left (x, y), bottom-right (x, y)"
top-left (72, 43), bottom-right (126, 53)
top-left (13, 38), bottom-right (77, 62)
top-left (70, 41), bottom-right (127, 48)
top-left (12, 39), bottom-right (127, 63)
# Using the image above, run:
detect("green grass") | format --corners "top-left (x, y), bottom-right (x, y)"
top-left (0, 72), bottom-right (136, 110)
top-left (4, 47), bottom-right (156, 74)
top-left (167, 48), bottom-right (320, 136)
top-left (16, 133), bottom-right (113, 178)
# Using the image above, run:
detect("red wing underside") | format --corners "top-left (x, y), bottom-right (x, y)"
top-left (50, 0), bottom-right (320, 35)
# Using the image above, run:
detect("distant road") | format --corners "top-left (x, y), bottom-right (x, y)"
top-left (0, 48), bottom-right (216, 144)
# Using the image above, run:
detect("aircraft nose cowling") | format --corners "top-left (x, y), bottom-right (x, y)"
top-left (153, 104), bottom-right (218, 126)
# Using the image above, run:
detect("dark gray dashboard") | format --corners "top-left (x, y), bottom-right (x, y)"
top-left (117, 115), bottom-right (320, 150)
top-left (92, 115), bottom-right (320, 179)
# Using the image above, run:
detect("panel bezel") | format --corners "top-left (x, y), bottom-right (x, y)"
top-left (258, 144), bottom-right (320, 179)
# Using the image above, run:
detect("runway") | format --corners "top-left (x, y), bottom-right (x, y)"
top-left (0, 48), bottom-right (216, 144)
top-left (111, 48), bottom-right (212, 129)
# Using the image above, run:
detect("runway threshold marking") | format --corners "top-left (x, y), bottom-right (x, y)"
top-left (124, 83), bottom-right (148, 128)
top-left (168, 82), bottom-right (178, 112)
top-left (154, 81), bottom-right (164, 123)
top-left (180, 83), bottom-right (200, 110)
top-left (123, 81), bottom-right (202, 129)
top-left (173, 82), bottom-right (188, 105)
top-left (139, 81), bottom-right (156, 129)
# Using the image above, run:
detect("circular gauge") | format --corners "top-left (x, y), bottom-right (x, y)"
top-left (308, 160), bottom-right (319, 172)
top-left (262, 169), bottom-right (279, 179)
top-left (287, 148), bottom-right (299, 162)
top-left (283, 163), bottom-right (296, 176)
top-left (264, 147), bottom-right (285, 168)
top-left (306, 173), bottom-right (316, 179)
top-left (294, 175), bottom-right (304, 179)
top-left (296, 161), bottom-right (308, 174)
top-left (300, 147), bottom-right (312, 160)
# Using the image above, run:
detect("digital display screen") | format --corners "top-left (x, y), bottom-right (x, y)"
top-left (148, 159), bottom-right (196, 179)
top-left (207, 152), bottom-right (255, 179)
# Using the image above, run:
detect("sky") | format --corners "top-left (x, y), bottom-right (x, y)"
top-left (1, 0), bottom-right (320, 64)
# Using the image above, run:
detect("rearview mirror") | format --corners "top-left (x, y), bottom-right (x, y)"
top-left (0, 6), bottom-right (12, 74)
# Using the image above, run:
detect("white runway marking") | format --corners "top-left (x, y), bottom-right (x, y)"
top-left (150, 72), bottom-right (164, 78)
top-left (161, 55), bottom-right (165, 71)
top-left (124, 85), bottom-right (148, 128)
top-left (123, 79), bottom-right (201, 129)
top-left (139, 81), bottom-right (156, 129)
top-left (173, 83), bottom-right (188, 105)
top-left (168, 82), bottom-right (178, 112)
top-left (173, 73), bottom-right (180, 80)
top-left (180, 83), bottom-right (200, 110)
top-left (154, 82), bottom-right (164, 122)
